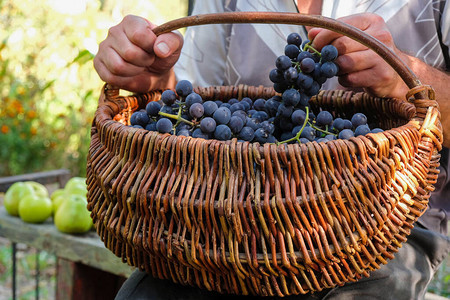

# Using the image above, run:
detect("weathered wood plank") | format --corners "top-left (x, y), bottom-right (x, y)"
top-left (0, 169), bottom-right (72, 192)
top-left (0, 207), bottom-right (134, 277)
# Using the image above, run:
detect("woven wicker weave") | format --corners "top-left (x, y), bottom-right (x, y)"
top-left (86, 12), bottom-right (442, 297)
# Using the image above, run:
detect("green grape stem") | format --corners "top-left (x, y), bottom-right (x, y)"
top-left (158, 111), bottom-right (194, 127)
top-left (309, 123), bottom-right (337, 137)
top-left (278, 106), bottom-right (310, 145)
top-left (304, 43), bottom-right (321, 57)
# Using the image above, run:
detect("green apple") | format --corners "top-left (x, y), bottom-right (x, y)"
top-left (54, 194), bottom-right (92, 234)
top-left (51, 192), bottom-right (68, 215)
top-left (50, 188), bottom-right (66, 202)
top-left (4, 182), bottom-right (35, 216)
top-left (18, 193), bottom-right (52, 223)
top-left (64, 177), bottom-right (87, 197)
top-left (24, 181), bottom-right (49, 198)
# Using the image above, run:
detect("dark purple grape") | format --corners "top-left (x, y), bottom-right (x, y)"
top-left (160, 90), bottom-right (177, 105)
top-left (230, 102), bottom-right (245, 114)
top-left (371, 128), bottom-right (384, 133)
top-left (325, 134), bottom-right (336, 140)
top-left (260, 121), bottom-right (275, 135)
top-left (269, 68), bottom-right (284, 83)
top-left (291, 109), bottom-right (307, 125)
top-left (299, 93), bottom-right (310, 106)
top-left (339, 129), bottom-right (355, 139)
top-left (287, 32), bottom-right (302, 46)
top-left (332, 118), bottom-right (345, 131)
top-left (316, 111), bottom-right (333, 126)
top-left (320, 62), bottom-right (339, 78)
top-left (203, 101), bottom-right (218, 117)
top-left (317, 138), bottom-right (328, 143)
top-left (213, 107), bottom-right (232, 125)
top-left (145, 122), bottom-right (157, 131)
top-left (239, 126), bottom-right (255, 141)
top-left (284, 67), bottom-right (298, 82)
top-left (176, 122), bottom-right (191, 131)
top-left (192, 128), bottom-right (209, 139)
top-left (241, 97), bottom-right (253, 107)
top-left (214, 124), bottom-right (232, 141)
top-left (273, 82), bottom-right (289, 93)
top-left (300, 126), bottom-right (316, 141)
top-left (240, 100), bottom-right (251, 111)
top-left (189, 102), bottom-right (204, 119)
top-left (300, 57), bottom-right (315, 73)
top-left (177, 129), bottom-right (191, 136)
top-left (267, 135), bottom-right (277, 143)
top-left (296, 73), bottom-right (314, 90)
top-left (232, 110), bottom-right (247, 123)
top-left (306, 81), bottom-right (321, 96)
top-left (276, 55), bottom-right (292, 70)
top-left (229, 116), bottom-right (245, 133)
top-left (292, 125), bottom-right (303, 136)
top-left (343, 119), bottom-right (353, 129)
top-left (277, 103), bottom-right (293, 119)
top-left (131, 110), bottom-right (149, 126)
top-left (214, 100), bottom-right (223, 107)
top-left (185, 92), bottom-right (202, 108)
top-left (175, 80), bottom-right (193, 97)
top-left (228, 98), bottom-right (239, 105)
top-left (220, 102), bottom-right (231, 109)
top-left (254, 128), bottom-right (269, 143)
top-left (156, 118), bottom-right (173, 133)
top-left (355, 124), bottom-right (370, 136)
top-left (252, 111), bottom-right (269, 122)
top-left (297, 51), bottom-right (313, 63)
top-left (265, 97), bottom-right (281, 116)
top-left (299, 137), bottom-right (310, 144)
top-left (246, 117), bottom-right (259, 130)
top-left (351, 113), bottom-right (368, 128)
top-left (253, 98), bottom-right (266, 111)
top-left (132, 124), bottom-right (144, 129)
top-left (282, 89), bottom-right (301, 107)
top-left (146, 101), bottom-right (161, 117)
top-left (285, 44), bottom-right (300, 59)
top-left (321, 45), bottom-right (338, 62)
top-left (200, 117), bottom-right (216, 133)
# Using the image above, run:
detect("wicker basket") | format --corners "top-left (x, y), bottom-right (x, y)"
top-left (86, 12), bottom-right (442, 297)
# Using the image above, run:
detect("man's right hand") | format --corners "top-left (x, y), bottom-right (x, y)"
top-left (94, 15), bottom-right (183, 93)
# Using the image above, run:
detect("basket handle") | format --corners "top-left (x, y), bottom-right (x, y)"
top-left (151, 12), bottom-right (431, 101)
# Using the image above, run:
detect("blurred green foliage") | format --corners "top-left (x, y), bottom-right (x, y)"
top-left (0, 0), bottom-right (188, 177)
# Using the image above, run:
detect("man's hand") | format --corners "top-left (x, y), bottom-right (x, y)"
top-left (94, 15), bottom-right (183, 93)
top-left (308, 13), bottom-right (408, 99)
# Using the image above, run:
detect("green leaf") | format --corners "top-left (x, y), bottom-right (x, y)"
top-left (70, 49), bottom-right (94, 66)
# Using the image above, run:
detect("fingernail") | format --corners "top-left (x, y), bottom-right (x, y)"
top-left (156, 42), bottom-right (170, 55)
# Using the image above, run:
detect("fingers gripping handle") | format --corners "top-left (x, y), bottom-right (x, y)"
top-left (153, 12), bottom-right (423, 94)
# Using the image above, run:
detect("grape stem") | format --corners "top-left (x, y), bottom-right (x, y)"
top-left (158, 111), bottom-right (194, 127)
top-left (303, 42), bottom-right (321, 57)
top-left (278, 106), bottom-right (310, 145)
top-left (309, 123), bottom-right (337, 137)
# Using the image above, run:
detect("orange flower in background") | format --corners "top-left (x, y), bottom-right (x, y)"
top-left (11, 100), bottom-right (23, 114)
top-left (1, 125), bottom-right (9, 134)
top-left (30, 127), bottom-right (37, 136)
top-left (26, 110), bottom-right (37, 119)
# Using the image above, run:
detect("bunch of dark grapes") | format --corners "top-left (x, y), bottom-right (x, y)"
top-left (128, 32), bottom-right (383, 144)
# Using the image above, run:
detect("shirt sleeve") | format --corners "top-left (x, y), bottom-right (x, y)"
top-left (173, 0), bottom-right (230, 87)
